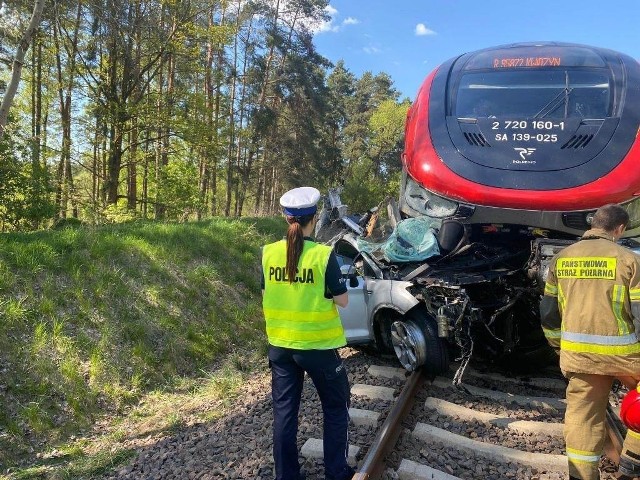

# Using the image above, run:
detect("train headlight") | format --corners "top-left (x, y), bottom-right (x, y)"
top-left (404, 175), bottom-right (459, 218)
top-left (563, 199), bottom-right (640, 232)
top-left (585, 212), bottom-right (595, 226)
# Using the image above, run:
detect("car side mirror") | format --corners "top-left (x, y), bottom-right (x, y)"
top-left (340, 264), bottom-right (359, 288)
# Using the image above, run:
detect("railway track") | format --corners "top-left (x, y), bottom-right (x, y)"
top-left (98, 347), bottom-right (627, 479)
top-left (297, 353), bottom-right (628, 480)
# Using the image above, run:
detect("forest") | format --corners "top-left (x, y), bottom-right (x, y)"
top-left (0, 0), bottom-right (410, 232)
top-left (0, 1), bottom-right (416, 473)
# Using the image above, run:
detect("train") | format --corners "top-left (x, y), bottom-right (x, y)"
top-left (325, 42), bottom-right (640, 375)
top-left (401, 41), bottom-right (640, 235)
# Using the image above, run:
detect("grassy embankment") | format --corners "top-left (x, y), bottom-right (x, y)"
top-left (0, 217), bottom-right (283, 479)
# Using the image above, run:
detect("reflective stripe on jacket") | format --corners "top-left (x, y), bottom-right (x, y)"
top-left (543, 228), bottom-right (640, 375)
top-left (262, 239), bottom-right (346, 350)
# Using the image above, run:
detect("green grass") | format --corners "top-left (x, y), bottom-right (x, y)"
top-left (0, 216), bottom-right (283, 476)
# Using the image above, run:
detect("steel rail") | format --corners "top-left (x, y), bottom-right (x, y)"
top-left (352, 368), bottom-right (428, 480)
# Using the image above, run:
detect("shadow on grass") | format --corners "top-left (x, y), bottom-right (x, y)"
top-left (7, 448), bottom-right (137, 480)
top-left (0, 217), bottom-right (286, 473)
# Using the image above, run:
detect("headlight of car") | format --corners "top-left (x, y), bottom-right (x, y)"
top-left (404, 175), bottom-right (459, 218)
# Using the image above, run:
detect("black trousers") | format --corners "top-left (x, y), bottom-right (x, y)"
top-left (269, 345), bottom-right (353, 480)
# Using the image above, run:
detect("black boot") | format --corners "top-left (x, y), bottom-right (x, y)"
top-left (619, 456), bottom-right (640, 479)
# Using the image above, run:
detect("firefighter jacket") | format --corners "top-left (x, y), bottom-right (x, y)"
top-left (262, 239), bottom-right (346, 350)
top-left (542, 228), bottom-right (640, 375)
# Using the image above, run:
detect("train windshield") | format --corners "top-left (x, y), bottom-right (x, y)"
top-left (455, 70), bottom-right (611, 119)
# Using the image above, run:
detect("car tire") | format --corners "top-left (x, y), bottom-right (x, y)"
top-left (390, 310), bottom-right (449, 374)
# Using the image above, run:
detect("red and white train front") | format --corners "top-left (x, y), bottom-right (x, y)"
top-left (401, 42), bottom-right (640, 237)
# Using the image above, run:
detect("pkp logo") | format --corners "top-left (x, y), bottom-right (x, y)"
top-left (514, 147), bottom-right (536, 160)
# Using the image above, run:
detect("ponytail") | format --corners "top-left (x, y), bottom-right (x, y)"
top-left (285, 213), bottom-right (315, 283)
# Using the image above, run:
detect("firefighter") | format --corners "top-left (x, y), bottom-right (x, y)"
top-left (261, 186), bottom-right (355, 480)
top-left (541, 204), bottom-right (640, 480)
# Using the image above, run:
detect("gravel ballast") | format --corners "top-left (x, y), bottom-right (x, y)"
top-left (101, 348), bottom-right (621, 480)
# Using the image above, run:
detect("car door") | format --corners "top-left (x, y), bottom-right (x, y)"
top-left (334, 252), bottom-right (371, 344)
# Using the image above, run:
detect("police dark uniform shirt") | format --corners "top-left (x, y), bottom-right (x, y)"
top-left (260, 237), bottom-right (347, 299)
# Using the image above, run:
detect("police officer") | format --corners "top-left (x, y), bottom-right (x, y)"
top-left (541, 204), bottom-right (640, 480)
top-left (262, 186), bottom-right (355, 480)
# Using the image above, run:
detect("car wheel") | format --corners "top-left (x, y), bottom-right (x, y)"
top-left (390, 311), bottom-right (449, 373)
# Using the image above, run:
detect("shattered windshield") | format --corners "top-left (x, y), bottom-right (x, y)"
top-left (455, 69), bottom-right (611, 119)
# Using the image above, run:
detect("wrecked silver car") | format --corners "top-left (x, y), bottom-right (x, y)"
top-left (316, 188), bottom-right (586, 375)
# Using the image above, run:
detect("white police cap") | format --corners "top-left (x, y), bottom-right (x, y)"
top-left (280, 187), bottom-right (321, 216)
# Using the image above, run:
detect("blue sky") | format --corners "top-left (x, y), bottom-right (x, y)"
top-left (312, 0), bottom-right (640, 99)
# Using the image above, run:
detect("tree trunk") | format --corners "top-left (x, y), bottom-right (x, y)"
top-left (224, 74), bottom-right (236, 217)
top-left (103, 19), bottom-right (122, 205)
top-left (155, 36), bottom-right (174, 220)
top-left (106, 123), bottom-right (124, 204)
top-left (0, 0), bottom-right (46, 136)
top-left (200, 10), bottom-right (214, 218)
top-left (209, 5), bottom-right (226, 217)
top-left (197, 26), bottom-right (213, 219)
top-left (142, 131), bottom-right (150, 218)
top-left (128, 119), bottom-right (139, 210)
top-left (127, 1), bottom-right (142, 210)
top-left (31, 33), bottom-right (42, 170)
top-left (235, 34), bottom-right (251, 216)
top-left (101, 122), bottom-right (108, 205)
top-left (53, 1), bottom-right (82, 218)
top-left (224, 0), bottom-right (244, 217)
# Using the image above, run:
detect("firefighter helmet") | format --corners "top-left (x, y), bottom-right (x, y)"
top-left (620, 386), bottom-right (640, 433)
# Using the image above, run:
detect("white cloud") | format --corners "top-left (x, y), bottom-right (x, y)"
top-left (313, 5), bottom-right (360, 35)
top-left (325, 5), bottom-right (338, 16)
top-left (313, 5), bottom-right (340, 33)
top-left (415, 23), bottom-right (437, 36)
top-left (316, 21), bottom-right (340, 33)
top-left (363, 46), bottom-right (382, 55)
top-left (259, 1), bottom-right (342, 35)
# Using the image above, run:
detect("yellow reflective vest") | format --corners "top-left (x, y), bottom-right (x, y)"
top-left (543, 228), bottom-right (640, 375)
top-left (262, 239), bottom-right (346, 350)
